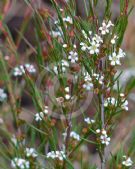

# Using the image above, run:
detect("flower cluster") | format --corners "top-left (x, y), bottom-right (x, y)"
top-left (13, 63), bottom-right (36, 76)
top-left (35, 106), bottom-right (49, 122)
top-left (46, 150), bottom-right (66, 161)
top-left (25, 148), bottom-right (38, 158)
top-left (96, 129), bottom-right (110, 146)
top-left (122, 155), bottom-right (133, 167)
top-left (0, 88), bottom-right (7, 102)
top-left (11, 158), bottom-right (30, 169)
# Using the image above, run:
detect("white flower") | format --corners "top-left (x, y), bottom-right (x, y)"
top-left (80, 42), bottom-right (88, 51)
top-left (118, 48), bottom-right (126, 58)
top-left (63, 131), bottom-right (80, 141)
top-left (121, 99), bottom-right (128, 111)
top-left (83, 73), bottom-right (93, 91)
top-left (65, 87), bottom-right (70, 93)
top-left (43, 106), bottom-right (49, 114)
top-left (47, 151), bottom-right (66, 161)
top-left (92, 34), bottom-right (103, 44)
top-left (25, 64), bottom-right (36, 74)
top-left (11, 158), bottom-right (30, 169)
top-left (68, 51), bottom-right (78, 63)
top-left (70, 131), bottom-right (80, 141)
top-left (100, 134), bottom-right (110, 146)
top-left (104, 97), bottom-right (117, 107)
top-left (35, 106), bottom-right (49, 121)
top-left (111, 35), bottom-right (118, 44)
top-left (0, 88), bottom-right (7, 102)
top-left (99, 129), bottom-right (110, 146)
top-left (53, 60), bottom-right (69, 74)
top-left (63, 16), bottom-right (73, 24)
top-left (84, 117), bottom-right (95, 124)
top-left (92, 73), bottom-right (104, 84)
top-left (89, 41), bottom-right (100, 54)
top-left (96, 129), bottom-right (101, 133)
top-left (122, 156), bottom-right (133, 167)
top-left (63, 44), bottom-right (67, 48)
top-left (13, 67), bottom-right (23, 76)
top-left (109, 52), bottom-right (121, 66)
top-left (65, 94), bottom-right (71, 100)
top-left (25, 148), bottom-right (38, 158)
top-left (35, 112), bottom-right (44, 122)
top-left (99, 20), bottom-right (114, 35)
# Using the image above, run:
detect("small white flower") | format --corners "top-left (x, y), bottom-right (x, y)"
top-left (65, 87), bottom-right (70, 93)
top-left (65, 94), bottom-right (71, 100)
top-left (63, 44), bottom-right (67, 48)
top-left (11, 158), bottom-right (30, 169)
top-left (122, 156), bottom-right (133, 167)
top-left (25, 148), bottom-right (38, 158)
top-left (101, 129), bottom-right (107, 136)
top-left (70, 131), bottom-right (80, 141)
top-left (80, 42), bottom-right (88, 51)
top-left (35, 112), bottom-right (44, 122)
top-left (92, 73), bottom-right (104, 85)
top-left (35, 106), bottom-right (49, 121)
top-left (104, 97), bottom-right (117, 107)
top-left (63, 16), bottom-right (73, 24)
top-left (89, 41), bottom-right (100, 54)
top-left (0, 88), bottom-right (7, 102)
top-left (43, 106), bottom-right (49, 114)
top-left (121, 99), bottom-right (128, 111)
top-left (25, 64), bottom-right (36, 74)
top-left (96, 129), bottom-right (101, 133)
top-left (92, 34), bottom-right (103, 44)
top-left (84, 117), bottom-right (95, 124)
top-left (63, 131), bottom-right (80, 141)
top-left (120, 93), bottom-right (125, 97)
top-left (100, 134), bottom-right (110, 146)
top-left (83, 73), bottom-right (93, 91)
top-left (109, 52), bottom-right (121, 66)
top-left (53, 60), bottom-right (69, 74)
top-left (47, 151), bottom-right (66, 161)
top-left (99, 20), bottom-right (114, 35)
top-left (68, 51), bottom-right (78, 63)
top-left (111, 35), bottom-right (118, 44)
top-left (118, 48), bottom-right (126, 58)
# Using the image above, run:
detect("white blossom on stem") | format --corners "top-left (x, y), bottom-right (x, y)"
top-left (122, 156), bottom-right (133, 167)
top-left (68, 51), bottom-right (78, 63)
top-left (99, 20), bottom-right (114, 35)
